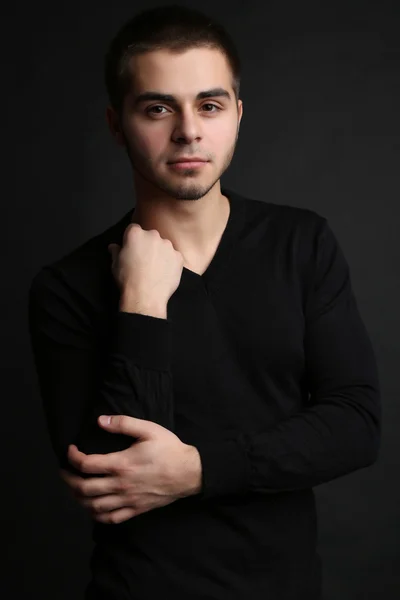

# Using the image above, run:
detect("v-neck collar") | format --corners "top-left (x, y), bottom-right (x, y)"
top-left (112, 187), bottom-right (246, 291)
top-left (179, 187), bottom-right (245, 290)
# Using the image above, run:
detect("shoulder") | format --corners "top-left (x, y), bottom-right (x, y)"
top-left (231, 186), bottom-right (325, 226)
top-left (237, 190), bottom-right (328, 244)
top-left (234, 191), bottom-right (339, 286)
top-left (29, 208), bottom-right (132, 321)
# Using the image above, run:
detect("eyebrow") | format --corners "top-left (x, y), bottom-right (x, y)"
top-left (133, 87), bottom-right (232, 106)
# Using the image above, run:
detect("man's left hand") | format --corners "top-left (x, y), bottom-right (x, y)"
top-left (59, 415), bottom-right (202, 524)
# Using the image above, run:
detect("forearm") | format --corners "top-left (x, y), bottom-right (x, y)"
top-left (74, 303), bottom-right (174, 458)
top-left (194, 383), bottom-right (380, 501)
top-left (28, 267), bottom-right (176, 476)
top-left (194, 235), bottom-right (382, 501)
top-left (119, 289), bottom-right (168, 319)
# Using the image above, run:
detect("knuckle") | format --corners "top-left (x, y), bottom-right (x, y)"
top-left (77, 458), bottom-right (86, 472)
top-left (116, 479), bottom-right (128, 493)
top-left (119, 415), bottom-right (129, 429)
top-left (124, 223), bottom-right (140, 242)
top-left (108, 512), bottom-right (120, 524)
top-left (122, 456), bottom-right (133, 472)
top-left (79, 480), bottom-right (91, 496)
top-left (115, 462), bottom-right (127, 477)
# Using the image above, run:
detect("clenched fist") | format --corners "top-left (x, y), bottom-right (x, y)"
top-left (108, 223), bottom-right (184, 316)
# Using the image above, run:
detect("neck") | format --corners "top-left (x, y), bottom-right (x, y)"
top-left (130, 182), bottom-right (229, 260)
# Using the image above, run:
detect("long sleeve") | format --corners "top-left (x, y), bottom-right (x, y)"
top-left (194, 218), bottom-right (382, 500)
top-left (28, 266), bottom-right (175, 476)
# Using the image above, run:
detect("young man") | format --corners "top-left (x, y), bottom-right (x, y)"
top-left (28, 5), bottom-right (381, 600)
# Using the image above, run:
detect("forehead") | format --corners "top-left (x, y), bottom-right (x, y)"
top-left (128, 47), bottom-right (233, 98)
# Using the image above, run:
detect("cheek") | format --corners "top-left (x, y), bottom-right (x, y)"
top-left (128, 125), bottom-right (166, 160)
top-left (209, 121), bottom-right (238, 153)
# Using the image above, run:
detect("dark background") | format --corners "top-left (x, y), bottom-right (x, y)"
top-left (3, 0), bottom-right (399, 598)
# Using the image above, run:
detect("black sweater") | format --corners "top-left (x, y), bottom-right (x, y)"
top-left (28, 187), bottom-right (381, 600)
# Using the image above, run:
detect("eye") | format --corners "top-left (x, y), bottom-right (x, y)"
top-left (146, 105), bottom-right (168, 115)
top-left (146, 103), bottom-right (221, 116)
top-left (201, 103), bottom-right (221, 113)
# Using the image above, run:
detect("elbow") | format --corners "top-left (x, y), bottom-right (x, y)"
top-left (367, 390), bottom-right (382, 465)
top-left (358, 397), bottom-right (382, 468)
top-left (366, 420), bottom-right (381, 466)
top-left (341, 384), bottom-right (382, 471)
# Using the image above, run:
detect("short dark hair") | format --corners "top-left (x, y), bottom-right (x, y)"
top-left (104, 4), bottom-right (241, 116)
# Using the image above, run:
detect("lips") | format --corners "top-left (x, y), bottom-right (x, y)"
top-left (169, 158), bottom-right (208, 163)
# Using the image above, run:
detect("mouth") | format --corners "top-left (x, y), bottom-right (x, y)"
top-left (168, 160), bottom-right (209, 170)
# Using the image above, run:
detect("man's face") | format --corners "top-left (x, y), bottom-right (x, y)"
top-left (108, 47), bottom-right (243, 200)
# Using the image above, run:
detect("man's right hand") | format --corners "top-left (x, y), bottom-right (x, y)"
top-left (108, 223), bottom-right (184, 317)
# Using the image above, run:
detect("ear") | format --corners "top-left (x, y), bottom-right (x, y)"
top-left (237, 99), bottom-right (243, 126)
top-left (106, 105), bottom-right (126, 147)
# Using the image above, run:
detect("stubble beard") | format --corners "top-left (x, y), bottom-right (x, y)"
top-left (123, 124), bottom-right (240, 201)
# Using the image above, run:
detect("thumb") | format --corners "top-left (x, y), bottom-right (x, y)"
top-left (98, 415), bottom-right (155, 439)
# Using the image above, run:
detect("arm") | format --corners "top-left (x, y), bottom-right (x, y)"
top-left (194, 218), bottom-right (381, 500)
top-left (28, 265), bottom-right (174, 477)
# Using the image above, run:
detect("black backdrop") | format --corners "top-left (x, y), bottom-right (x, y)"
top-left (4, 1), bottom-right (399, 598)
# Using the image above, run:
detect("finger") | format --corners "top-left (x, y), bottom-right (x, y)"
top-left (59, 469), bottom-right (73, 482)
top-left (81, 493), bottom-right (127, 514)
top-left (98, 414), bottom-right (153, 439)
top-left (59, 469), bottom-right (82, 491)
top-left (77, 475), bottom-right (121, 498)
top-left (59, 466), bottom-right (107, 501)
top-left (94, 506), bottom-right (138, 525)
top-left (67, 445), bottom-right (116, 475)
top-left (62, 471), bottom-right (118, 500)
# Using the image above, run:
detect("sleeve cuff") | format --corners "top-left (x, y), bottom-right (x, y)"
top-left (111, 311), bottom-right (173, 370)
top-left (194, 437), bottom-right (250, 500)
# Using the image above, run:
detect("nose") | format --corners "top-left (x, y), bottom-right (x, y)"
top-left (171, 108), bottom-right (202, 144)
